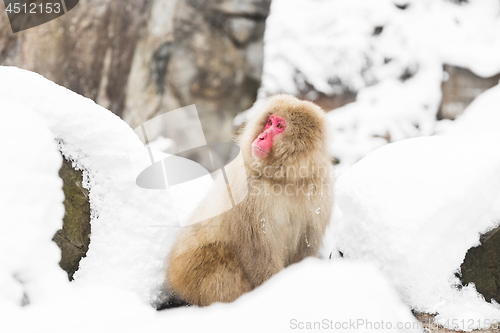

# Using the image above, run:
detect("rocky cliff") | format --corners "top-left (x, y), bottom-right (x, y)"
top-left (0, 0), bottom-right (271, 143)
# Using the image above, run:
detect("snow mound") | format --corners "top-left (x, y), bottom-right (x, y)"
top-left (0, 66), bottom-right (180, 305)
top-left (0, 101), bottom-right (67, 310)
top-left (332, 136), bottom-right (500, 329)
top-left (3, 258), bottom-right (422, 332)
top-left (160, 258), bottom-right (421, 333)
top-left (441, 83), bottom-right (500, 136)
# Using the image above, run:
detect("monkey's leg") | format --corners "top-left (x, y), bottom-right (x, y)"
top-left (168, 243), bottom-right (252, 307)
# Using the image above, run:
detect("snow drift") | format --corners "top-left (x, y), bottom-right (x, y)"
top-left (332, 135), bottom-right (500, 329)
top-left (0, 66), bottom-right (179, 305)
top-left (0, 101), bottom-right (67, 311)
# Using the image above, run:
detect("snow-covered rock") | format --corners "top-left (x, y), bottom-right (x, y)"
top-left (331, 135), bottom-right (500, 330)
top-left (0, 66), bottom-right (180, 305)
top-left (259, 0), bottom-right (500, 172)
top-left (327, 70), bottom-right (441, 173)
top-left (263, 0), bottom-right (500, 97)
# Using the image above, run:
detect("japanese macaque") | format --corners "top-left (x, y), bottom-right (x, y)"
top-left (166, 94), bottom-right (334, 307)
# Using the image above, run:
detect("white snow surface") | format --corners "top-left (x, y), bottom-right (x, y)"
top-left (331, 135), bottom-right (500, 330)
top-left (0, 66), bottom-right (180, 306)
top-left (0, 101), bottom-right (67, 309)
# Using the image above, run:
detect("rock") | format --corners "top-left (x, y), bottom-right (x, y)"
top-left (0, 0), bottom-right (152, 117)
top-left (123, 0), bottom-right (272, 145)
top-left (439, 65), bottom-right (500, 120)
top-left (460, 226), bottom-right (500, 303)
top-left (52, 155), bottom-right (91, 280)
top-left (299, 90), bottom-right (356, 113)
top-left (0, 0), bottom-right (270, 145)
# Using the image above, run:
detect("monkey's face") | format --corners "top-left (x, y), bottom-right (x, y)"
top-left (241, 94), bottom-right (329, 182)
top-left (251, 114), bottom-right (287, 159)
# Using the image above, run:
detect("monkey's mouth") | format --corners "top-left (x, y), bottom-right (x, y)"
top-left (252, 144), bottom-right (270, 158)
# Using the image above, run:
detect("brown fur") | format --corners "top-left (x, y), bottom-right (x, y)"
top-left (166, 94), bottom-right (335, 306)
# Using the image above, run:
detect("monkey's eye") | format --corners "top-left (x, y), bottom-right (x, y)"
top-left (267, 119), bottom-right (272, 126)
top-left (277, 123), bottom-right (283, 129)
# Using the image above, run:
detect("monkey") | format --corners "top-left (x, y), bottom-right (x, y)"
top-left (166, 94), bottom-right (335, 307)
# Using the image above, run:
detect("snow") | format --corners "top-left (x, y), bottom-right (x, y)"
top-left (258, 0), bottom-right (500, 172)
top-left (0, 101), bottom-right (67, 309)
top-left (0, 66), bottom-right (421, 332)
top-left (0, 66), bottom-right (180, 306)
top-left (330, 135), bottom-right (500, 330)
top-left (327, 70), bottom-right (442, 173)
top-left (159, 258), bottom-right (422, 333)
top-left (431, 0), bottom-right (500, 77)
top-left (262, 0), bottom-right (408, 96)
top-left (263, 0), bottom-right (500, 95)
top-left (440, 83), bottom-right (500, 136)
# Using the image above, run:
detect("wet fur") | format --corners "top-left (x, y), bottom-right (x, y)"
top-left (166, 95), bottom-right (334, 306)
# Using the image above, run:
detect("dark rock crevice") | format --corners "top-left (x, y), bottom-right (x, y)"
top-left (151, 41), bottom-right (173, 94)
top-left (460, 224), bottom-right (500, 303)
top-left (52, 155), bottom-right (91, 281)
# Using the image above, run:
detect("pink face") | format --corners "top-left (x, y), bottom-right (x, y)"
top-left (252, 114), bottom-right (286, 159)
